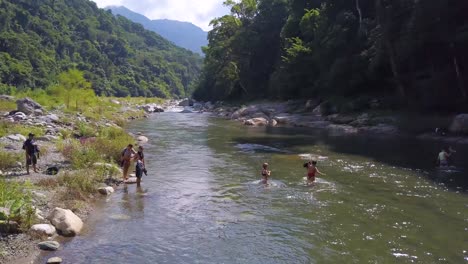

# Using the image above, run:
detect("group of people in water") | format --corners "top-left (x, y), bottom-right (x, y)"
top-left (260, 146), bottom-right (457, 186)
top-left (261, 160), bottom-right (326, 186)
top-left (120, 144), bottom-right (146, 186)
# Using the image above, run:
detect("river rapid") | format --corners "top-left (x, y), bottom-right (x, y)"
top-left (40, 112), bottom-right (468, 263)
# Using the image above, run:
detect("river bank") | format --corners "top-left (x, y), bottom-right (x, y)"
top-left (192, 100), bottom-right (468, 145)
top-left (0, 95), bottom-right (179, 264)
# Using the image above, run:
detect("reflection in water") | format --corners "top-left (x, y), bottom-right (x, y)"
top-left (39, 113), bottom-right (468, 264)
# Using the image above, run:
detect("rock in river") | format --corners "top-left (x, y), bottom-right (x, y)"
top-left (47, 257), bottom-right (63, 264)
top-left (98, 186), bottom-right (115, 195)
top-left (137, 135), bottom-right (149, 143)
top-left (47, 208), bottom-right (83, 236)
top-left (449, 114), bottom-right (468, 134)
top-left (244, 117), bottom-right (269, 126)
top-left (38, 241), bottom-right (60, 251)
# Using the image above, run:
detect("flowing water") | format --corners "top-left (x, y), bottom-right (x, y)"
top-left (41, 113), bottom-right (468, 263)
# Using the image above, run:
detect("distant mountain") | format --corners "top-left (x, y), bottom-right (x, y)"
top-left (0, 0), bottom-right (201, 98)
top-left (107, 6), bottom-right (208, 55)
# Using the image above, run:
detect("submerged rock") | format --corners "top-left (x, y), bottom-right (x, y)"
top-left (137, 135), bottom-right (149, 143)
top-left (38, 241), bottom-right (60, 251)
top-left (47, 208), bottom-right (83, 236)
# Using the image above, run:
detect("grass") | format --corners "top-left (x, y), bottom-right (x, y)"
top-left (0, 179), bottom-right (35, 230)
top-left (0, 150), bottom-right (22, 171)
top-left (0, 121), bottom-right (46, 138)
top-left (0, 99), bottom-right (16, 112)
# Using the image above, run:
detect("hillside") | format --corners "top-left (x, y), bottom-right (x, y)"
top-left (195, 0), bottom-right (468, 112)
top-left (107, 6), bottom-right (208, 55)
top-left (0, 0), bottom-right (202, 98)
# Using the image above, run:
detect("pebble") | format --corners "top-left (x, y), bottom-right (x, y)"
top-left (38, 241), bottom-right (60, 251)
top-left (47, 257), bottom-right (63, 263)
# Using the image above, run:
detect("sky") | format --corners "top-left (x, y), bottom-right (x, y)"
top-left (91, 0), bottom-right (229, 31)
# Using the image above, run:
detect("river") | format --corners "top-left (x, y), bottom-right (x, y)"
top-left (40, 112), bottom-right (467, 263)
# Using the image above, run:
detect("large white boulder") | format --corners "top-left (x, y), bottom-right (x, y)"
top-left (6, 134), bottom-right (26, 142)
top-left (98, 186), bottom-right (115, 195)
top-left (244, 118), bottom-right (269, 126)
top-left (449, 114), bottom-right (468, 134)
top-left (137, 135), bottom-right (149, 143)
top-left (30, 224), bottom-right (56, 237)
top-left (47, 208), bottom-right (83, 237)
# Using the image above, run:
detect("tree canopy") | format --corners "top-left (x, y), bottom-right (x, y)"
top-left (194, 0), bottom-right (468, 112)
top-left (0, 0), bottom-right (202, 98)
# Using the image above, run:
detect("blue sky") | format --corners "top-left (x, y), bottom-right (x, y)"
top-left (91, 0), bottom-right (229, 31)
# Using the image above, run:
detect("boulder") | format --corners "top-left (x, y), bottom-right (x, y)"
top-left (0, 95), bottom-right (15, 101)
top-left (6, 134), bottom-right (26, 142)
top-left (38, 241), bottom-right (60, 251)
top-left (137, 135), bottom-right (149, 143)
top-left (34, 109), bottom-right (44, 116)
top-left (30, 224), bottom-right (56, 237)
top-left (178, 99), bottom-right (193, 107)
top-left (270, 119), bottom-right (278, 127)
top-left (244, 118), bottom-right (269, 126)
top-left (47, 208), bottom-right (83, 236)
top-left (111, 99), bottom-right (121, 105)
top-left (98, 186), bottom-right (115, 195)
top-left (36, 135), bottom-right (59, 142)
top-left (0, 220), bottom-right (20, 233)
top-left (47, 257), bottom-right (63, 264)
top-left (326, 114), bottom-right (355, 124)
top-left (449, 114), bottom-right (468, 134)
top-left (180, 109), bottom-right (193, 113)
top-left (0, 207), bottom-right (9, 220)
top-left (16, 97), bottom-right (43, 115)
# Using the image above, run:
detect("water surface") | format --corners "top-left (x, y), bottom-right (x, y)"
top-left (41, 113), bottom-right (468, 263)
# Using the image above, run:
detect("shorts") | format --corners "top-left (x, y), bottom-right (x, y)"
top-left (307, 173), bottom-right (315, 182)
top-left (26, 154), bottom-right (37, 166)
top-left (135, 168), bottom-right (143, 179)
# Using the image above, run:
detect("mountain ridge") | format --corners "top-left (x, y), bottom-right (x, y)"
top-left (106, 6), bottom-right (208, 55)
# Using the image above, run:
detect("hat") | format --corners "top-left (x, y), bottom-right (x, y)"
top-left (28, 133), bottom-right (35, 137)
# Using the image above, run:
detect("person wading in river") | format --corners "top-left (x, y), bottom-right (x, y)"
top-left (261, 163), bottom-right (271, 184)
top-left (437, 147), bottom-right (456, 167)
top-left (304, 160), bottom-right (325, 185)
top-left (121, 144), bottom-right (137, 181)
top-left (22, 133), bottom-right (39, 174)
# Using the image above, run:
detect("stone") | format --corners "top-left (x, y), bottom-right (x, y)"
top-left (98, 186), bottom-right (115, 195)
top-left (178, 98), bottom-right (193, 107)
top-left (34, 109), bottom-right (44, 116)
top-left (0, 207), bottom-right (9, 220)
top-left (47, 208), bottom-right (83, 236)
top-left (137, 135), bottom-right (149, 143)
top-left (269, 119), bottom-right (278, 127)
top-left (47, 257), bottom-right (63, 264)
top-left (6, 134), bottom-right (26, 142)
top-left (38, 241), bottom-right (60, 251)
top-left (111, 99), bottom-right (121, 105)
top-left (244, 118), bottom-right (269, 126)
top-left (0, 220), bottom-right (20, 233)
top-left (180, 109), bottom-right (193, 113)
top-left (30, 224), bottom-right (56, 237)
top-left (36, 135), bottom-right (59, 142)
top-left (449, 114), bottom-right (468, 134)
top-left (0, 95), bottom-right (15, 101)
top-left (16, 97), bottom-right (43, 115)
top-left (326, 114), bottom-right (355, 124)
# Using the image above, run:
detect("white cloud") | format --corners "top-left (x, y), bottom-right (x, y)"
top-left (91, 0), bottom-right (229, 31)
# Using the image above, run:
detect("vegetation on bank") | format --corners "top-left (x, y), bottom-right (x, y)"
top-left (0, 0), bottom-right (202, 98)
top-left (194, 0), bottom-right (468, 113)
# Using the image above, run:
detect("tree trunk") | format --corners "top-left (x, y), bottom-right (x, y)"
top-left (453, 54), bottom-right (467, 100)
top-left (356, 0), bottom-right (364, 35)
top-left (376, 0), bottom-right (406, 99)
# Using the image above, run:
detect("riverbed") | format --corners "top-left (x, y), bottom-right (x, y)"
top-left (40, 112), bottom-right (468, 263)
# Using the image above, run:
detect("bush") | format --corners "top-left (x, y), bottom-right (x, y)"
top-left (57, 169), bottom-right (107, 195)
top-left (0, 180), bottom-right (35, 229)
top-left (0, 121), bottom-right (45, 138)
top-left (0, 151), bottom-right (22, 171)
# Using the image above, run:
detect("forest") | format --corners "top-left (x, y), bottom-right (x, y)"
top-left (0, 0), bottom-right (202, 98)
top-left (194, 0), bottom-right (468, 112)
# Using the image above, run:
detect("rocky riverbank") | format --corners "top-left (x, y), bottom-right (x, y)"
top-left (192, 100), bottom-right (468, 144)
top-left (0, 96), bottom-right (179, 264)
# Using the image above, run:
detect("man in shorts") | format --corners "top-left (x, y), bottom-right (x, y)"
top-left (22, 133), bottom-right (39, 174)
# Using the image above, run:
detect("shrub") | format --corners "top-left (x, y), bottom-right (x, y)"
top-left (0, 180), bottom-right (35, 229)
top-left (0, 151), bottom-right (22, 171)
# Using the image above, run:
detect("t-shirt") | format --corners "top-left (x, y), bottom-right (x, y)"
top-left (22, 139), bottom-right (38, 155)
top-left (438, 151), bottom-right (448, 162)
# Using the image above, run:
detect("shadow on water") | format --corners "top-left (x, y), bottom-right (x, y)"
top-left (227, 126), bottom-right (468, 192)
